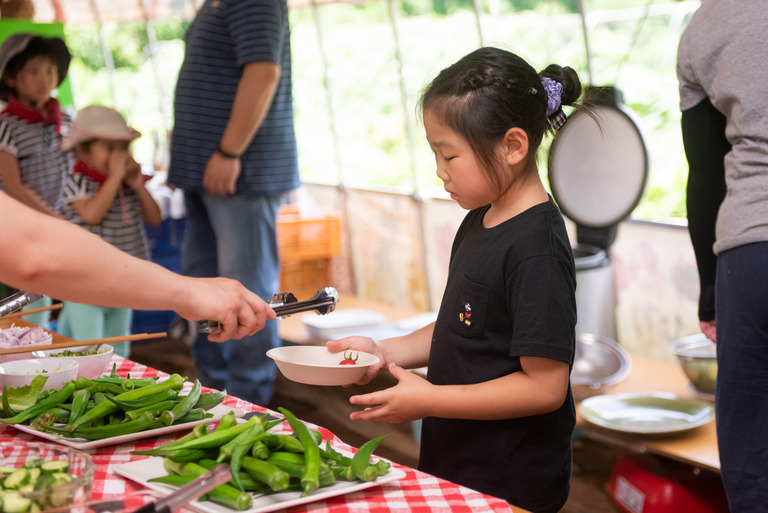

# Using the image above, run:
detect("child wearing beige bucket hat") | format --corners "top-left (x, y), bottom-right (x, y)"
top-left (57, 105), bottom-right (162, 358)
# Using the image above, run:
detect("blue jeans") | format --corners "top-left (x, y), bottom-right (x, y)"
top-left (716, 242), bottom-right (768, 512)
top-left (182, 191), bottom-right (281, 406)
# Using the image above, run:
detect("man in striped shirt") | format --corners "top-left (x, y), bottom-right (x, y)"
top-left (168, 0), bottom-right (300, 406)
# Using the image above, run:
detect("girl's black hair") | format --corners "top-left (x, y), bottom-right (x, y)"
top-left (4, 37), bottom-right (65, 79)
top-left (419, 46), bottom-right (583, 194)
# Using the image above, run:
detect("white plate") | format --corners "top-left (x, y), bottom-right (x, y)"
top-left (113, 454), bottom-right (406, 513)
top-left (8, 404), bottom-right (244, 450)
top-left (578, 392), bottom-right (714, 434)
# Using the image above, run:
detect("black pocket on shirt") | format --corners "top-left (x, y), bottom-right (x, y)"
top-left (446, 275), bottom-right (489, 338)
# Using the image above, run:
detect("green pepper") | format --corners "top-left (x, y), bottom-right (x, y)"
top-left (278, 407), bottom-right (320, 496)
top-left (160, 379), bottom-right (202, 426)
top-left (0, 382), bottom-right (76, 425)
top-left (351, 434), bottom-right (389, 482)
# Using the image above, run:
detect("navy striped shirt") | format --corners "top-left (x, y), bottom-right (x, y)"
top-left (60, 173), bottom-right (151, 260)
top-left (168, 0), bottom-right (300, 194)
top-left (0, 112), bottom-right (74, 211)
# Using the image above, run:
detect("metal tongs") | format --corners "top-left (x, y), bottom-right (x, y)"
top-left (131, 465), bottom-right (232, 513)
top-left (0, 290), bottom-right (43, 318)
top-left (198, 286), bottom-right (339, 334)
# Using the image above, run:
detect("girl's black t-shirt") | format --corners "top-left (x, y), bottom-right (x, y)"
top-left (418, 198), bottom-right (576, 513)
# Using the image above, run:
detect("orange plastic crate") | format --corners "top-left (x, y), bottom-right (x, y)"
top-left (277, 211), bottom-right (341, 262)
top-left (279, 258), bottom-right (332, 294)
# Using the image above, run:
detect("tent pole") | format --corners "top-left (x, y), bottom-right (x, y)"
top-left (309, 0), bottom-right (356, 293)
top-left (88, 0), bottom-right (119, 109)
top-left (577, 0), bottom-right (593, 84)
top-left (387, 0), bottom-right (433, 311)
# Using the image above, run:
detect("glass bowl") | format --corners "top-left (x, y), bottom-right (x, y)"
top-left (0, 440), bottom-right (94, 510)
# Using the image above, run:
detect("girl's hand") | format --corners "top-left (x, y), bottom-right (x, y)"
top-left (107, 149), bottom-right (130, 180)
top-left (348, 363), bottom-right (431, 423)
top-left (326, 336), bottom-right (385, 384)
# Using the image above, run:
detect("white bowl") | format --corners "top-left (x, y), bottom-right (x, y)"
top-left (0, 357), bottom-right (79, 391)
top-left (301, 309), bottom-right (386, 341)
top-left (266, 345), bottom-right (379, 386)
top-left (32, 344), bottom-right (114, 379)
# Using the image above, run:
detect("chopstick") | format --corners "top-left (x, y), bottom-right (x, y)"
top-left (2, 303), bottom-right (63, 319)
top-left (0, 332), bottom-right (167, 356)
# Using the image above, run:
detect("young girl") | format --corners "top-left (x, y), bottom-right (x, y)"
top-left (327, 47), bottom-right (583, 512)
top-left (58, 105), bottom-right (162, 358)
top-left (0, 34), bottom-right (74, 326)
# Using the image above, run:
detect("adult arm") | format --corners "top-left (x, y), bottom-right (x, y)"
top-left (681, 98), bottom-right (729, 326)
top-left (203, 61), bottom-right (281, 197)
top-left (0, 190), bottom-right (276, 341)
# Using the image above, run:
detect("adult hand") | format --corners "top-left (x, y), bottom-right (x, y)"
top-left (178, 277), bottom-right (277, 342)
top-left (700, 320), bottom-right (716, 342)
top-left (203, 153), bottom-right (241, 197)
top-left (327, 336), bottom-right (386, 384)
top-left (348, 363), bottom-right (431, 424)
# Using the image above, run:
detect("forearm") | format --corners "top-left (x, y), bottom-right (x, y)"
top-left (0, 159), bottom-right (56, 216)
top-left (218, 62), bottom-right (281, 154)
top-left (425, 361), bottom-right (570, 421)
top-left (134, 185), bottom-right (162, 226)
top-left (74, 176), bottom-right (122, 225)
top-left (380, 322), bottom-right (434, 369)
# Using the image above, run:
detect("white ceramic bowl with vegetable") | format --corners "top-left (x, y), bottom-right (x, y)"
top-left (0, 357), bottom-right (79, 391)
top-left (266, 345), bottom-right (379, 386)
top-left (32, 344), bottom-right (114, 379)
top-left (0, 441), bottom-right (94, 511)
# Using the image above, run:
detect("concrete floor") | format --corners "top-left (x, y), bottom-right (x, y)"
top-left (130, 336), bottom-right (622, 513)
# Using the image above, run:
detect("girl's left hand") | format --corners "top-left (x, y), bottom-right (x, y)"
top-left (348, 363), bottom-right (431, 424)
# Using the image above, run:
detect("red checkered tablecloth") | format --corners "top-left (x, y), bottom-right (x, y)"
top-left (0, 356), bottom-right (517, 512)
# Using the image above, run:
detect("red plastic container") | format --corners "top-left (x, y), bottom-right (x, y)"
top-left (606, 454), bottom-right (729, 513)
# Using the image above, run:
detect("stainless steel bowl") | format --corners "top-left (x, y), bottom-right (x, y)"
top-left (571, 332), bottom-right (631, 401)
top-left (670, 334), bottom-right (717, 395)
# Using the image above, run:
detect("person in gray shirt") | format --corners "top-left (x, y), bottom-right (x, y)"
top-left (677, 1), bottom-right (768, 510)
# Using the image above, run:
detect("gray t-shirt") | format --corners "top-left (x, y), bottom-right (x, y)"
top-left (677, 0), bottom-right (768, 255)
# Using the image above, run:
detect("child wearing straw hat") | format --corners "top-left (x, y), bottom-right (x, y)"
top-left (57, 105), bottom-right (162, 358)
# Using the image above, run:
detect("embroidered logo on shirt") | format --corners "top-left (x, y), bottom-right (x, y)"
top-left (459, 299), bottom-right (472, 327)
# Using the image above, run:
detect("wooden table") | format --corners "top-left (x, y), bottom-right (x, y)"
top-left (577, 353), bottom-right (719, 473)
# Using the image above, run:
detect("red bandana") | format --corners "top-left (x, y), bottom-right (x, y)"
top-left (73, 160), bottom-right (108, 183)
top-left (1, 95), bottom-right (63, 134)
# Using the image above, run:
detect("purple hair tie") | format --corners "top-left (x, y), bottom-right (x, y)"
top-left (541, 77), bottom-right (563, 117)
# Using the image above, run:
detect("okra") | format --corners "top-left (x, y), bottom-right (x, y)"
top-left (160, 379), bottom-right (202, 426)
top-left (193, 390), bottom-right (227, 411)
top-left (216, 420), bottom-right (265, 463)
top-left (0, 382), bottom-right (76, 425)
top-left (196, 458), bottom-right (269, 493)
top-left (155, 463), bottom-right (253, 510)
top-left (250, 440), bottom-right (269, 459)
top-left (175, 408), bottom-right (212, 423)
top-left (239, 455), bottom-right (290, 492)
top-left (278, 407), bottom-right (320, 496)
top-left (131, 423), bottom-right (209, 456)
top-left (67, 389), bottom-right (91, 426)
top-left (351, 434), bottom-right (389, 482)
top-left (260, 432), bottom-right (304, 452)
top-left (124, 399), bottom-right (180, 421)
top-left (46, 411), bottom-right (157, 440)
top-left (106, 388), bottom-right (178, 411)
top-left (148, 416), bottom-right (258, 453)
top-left (215, 411), bottom-right (237, 431)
